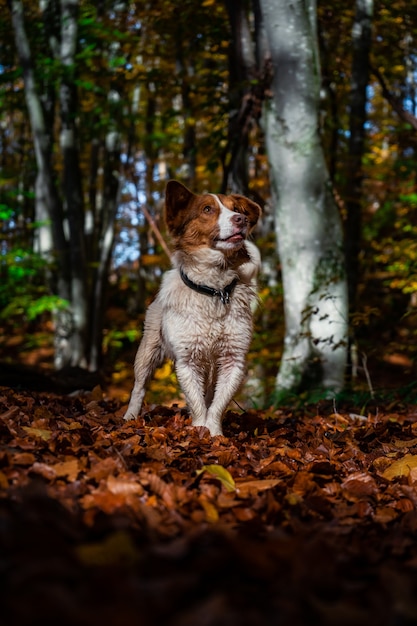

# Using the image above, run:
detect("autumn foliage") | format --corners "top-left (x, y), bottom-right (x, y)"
top-left (2, 386), bottom-right (417, 624)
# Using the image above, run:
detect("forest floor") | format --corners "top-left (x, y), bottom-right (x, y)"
top-left (1, 383), bottom-right (417, 625)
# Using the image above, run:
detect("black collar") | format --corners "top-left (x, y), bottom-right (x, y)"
top-left (180, 268), bottom-right (238, 305)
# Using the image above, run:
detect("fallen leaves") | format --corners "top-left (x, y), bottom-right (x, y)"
top-left (197, 464), bottom-right (236, 492)
top-left (1, 387), bottom-right (417, 534)
top-left (381, 453), bottom-right (417, 480)
top-left (2, 387), bottom-right (417, 624)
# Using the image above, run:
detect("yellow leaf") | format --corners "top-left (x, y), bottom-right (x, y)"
top-left (22, 426), bottom-right (52, 441)
top-left (382, 454), bottom-right (417, 480)
top-left (199, 497), bottom-right (220, 523)
top-left (197, 464), bottom-right (236, 492)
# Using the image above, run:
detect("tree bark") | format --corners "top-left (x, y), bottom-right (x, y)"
top-left (10, 0), bottom-right (71, 304)
top-left (59, 0), bottom-right (88, 368)
top-left (259, 0), bottom-right (348, 395)
top-left (88, 129), bottom-right (121, 372)
top-left (345, 0), bottom-right (373, 314)
top-left (222, 0), bottom-right (255, 194)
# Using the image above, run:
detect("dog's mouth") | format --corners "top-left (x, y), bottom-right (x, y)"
top-left (216, 231), bottom-right (245, 244)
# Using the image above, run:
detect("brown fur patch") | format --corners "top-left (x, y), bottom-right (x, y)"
top-left (164, 181), bottom-right (261, 255)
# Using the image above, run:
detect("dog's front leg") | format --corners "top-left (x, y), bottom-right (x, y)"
top-left (205, 358), bottom-right (246, 436)
top-left (124, 302), bottom-right (164, 421)
top-left (174, 359), bottom-right (208, 428)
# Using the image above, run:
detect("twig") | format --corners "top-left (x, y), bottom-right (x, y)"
top-left (361, 352), bottom-right (375, 399)
top-left (140, 203), bottom-right (172, 260)
top-left (371, 64), bottom-right (417, 131)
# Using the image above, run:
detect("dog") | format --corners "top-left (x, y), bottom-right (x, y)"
top-left (123, 180), bottom-right (261, 436)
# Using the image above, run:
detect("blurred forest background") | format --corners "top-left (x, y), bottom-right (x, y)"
top-left (1, 0), bottom-right (417, 407)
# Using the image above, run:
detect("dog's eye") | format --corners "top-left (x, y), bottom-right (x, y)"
top-left (233, 206), bottom-right (240, 213)
top-left (202, 205), bottom-right (212, 213)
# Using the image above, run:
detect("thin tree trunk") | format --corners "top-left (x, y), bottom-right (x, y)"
top-left (259, 0), bottom-right (348, 395)
top-left (89, 130), bottom-right (121, 371)
top-left (59, 0), bottom-right (88, 367)
top-left (222, 1), bottom-right (255, 194)
top-left (10, 0), bottom-right (71, 308)
top-left (345, 0), bottom-right (373, 314)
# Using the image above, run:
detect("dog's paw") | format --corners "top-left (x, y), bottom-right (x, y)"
top-left (206, 423), bottom-right (224, 437)
top-left (123, 412), bottom-right (137, 421)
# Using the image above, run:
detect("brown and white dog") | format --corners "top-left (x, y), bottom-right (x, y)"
top-left (123, 180), bottom-right (261, 436)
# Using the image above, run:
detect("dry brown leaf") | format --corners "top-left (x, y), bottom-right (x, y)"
top-left (393, 437), bottom-right (417, 449)
top-left (30, 461), bottom-right (57, 481)
top-left (233, 507), bottom-right (257, 521)
top-left (373, 457), bottom-right (392, 473)
top-left (13, 452), bottom-right (36, 465)
top-left (22, 426), bottom-right (52, 441)
top-left (140, 470), bottom-right (176, 507)
top-left (260, 460), bottom-right (294, 475)
top-left (236, 478), bottom-right (281, 498)
top-left (88, 456), bottom-right (122, 481)
top-left (107, 473), bottom-right (144, 496)
top-left (373, 506), bottom-right (398, 523)
top-left (341, 472), bottom-right (378, 498)
top-left (275, 446), bottom-right (302, 460)
top-left (0, 470), bottom-right (9, 489)
top-left (0, 407), bottom-right (20, 420)
top-left (51, 458), bottom-right (80, 481)
top-left (292, 471), bottom-right (316, 496)
top-left (81, 491), bottom-right (128, 514)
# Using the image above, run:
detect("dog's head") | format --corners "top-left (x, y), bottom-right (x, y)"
top-left (165, 180), bottom-right (261, 252)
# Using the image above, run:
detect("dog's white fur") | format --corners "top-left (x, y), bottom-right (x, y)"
top-left (123, 180), bottom-right (261, 436)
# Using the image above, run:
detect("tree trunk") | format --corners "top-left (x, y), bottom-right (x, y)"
top-left (88, 130), bottom-right (121, 372)
top-left (59, 0), bottom-right (89, 368)
top-left (259, 0), bottom-right (348, 396)
top-left (345, 0), bottom-right (373, 314)
top-left (178, 52), bottom-right (197, 186)
top-left (10, 0), bottom-right (71, 305)
top-left (222, 1), bottom-right (255, 194)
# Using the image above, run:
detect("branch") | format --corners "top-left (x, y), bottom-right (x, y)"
top-left (141, 205), bottom-right (172, 261)
top-left (371, 65), bottom-right (417, 131)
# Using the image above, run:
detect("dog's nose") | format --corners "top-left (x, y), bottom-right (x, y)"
top-left (232, 213), bottom-right (246, 226)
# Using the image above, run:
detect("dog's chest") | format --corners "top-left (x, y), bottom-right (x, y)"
top-left (161, 283), bottom-right (253, 358)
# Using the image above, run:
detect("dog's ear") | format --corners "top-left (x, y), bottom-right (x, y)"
top-left (165, 180), bottom-right (196, 236)
top-left (232, 195), bottom-right (262, 230)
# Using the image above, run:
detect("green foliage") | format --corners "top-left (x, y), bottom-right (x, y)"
top-left (271, 382), bottom-right (417, 410)
top-left (0, 246), bottom-right (67, 322)
top-left (103, 328), bottom-right (141, 352)
top-left (1, 294), bottom-right (68, 321)
top-left (0, 205), bottom-right (14, 220)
